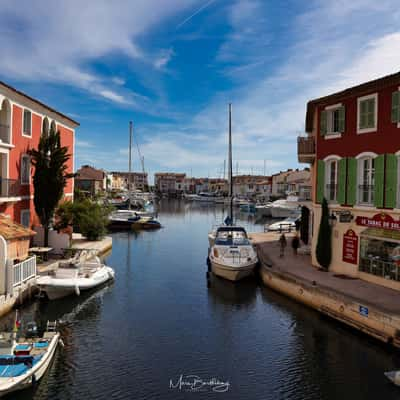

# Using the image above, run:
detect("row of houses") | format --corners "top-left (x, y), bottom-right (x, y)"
top-left (298, 70), bottom-right (400, 292)
top-left (154, 170), bottom-right (311, 199)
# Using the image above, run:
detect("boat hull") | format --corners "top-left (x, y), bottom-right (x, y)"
top-left (38, 267), bottom-right (115, 300)
top-left (210, 260), bottom-right (256, 282)
top-left (270, 207), bottom-right (297, 219)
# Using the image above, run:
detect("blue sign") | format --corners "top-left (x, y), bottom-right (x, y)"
top-left (359, 305), bottom-right (369, 317)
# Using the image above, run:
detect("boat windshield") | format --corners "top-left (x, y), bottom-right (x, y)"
top-left (215, 230), bottom-right (250, 246)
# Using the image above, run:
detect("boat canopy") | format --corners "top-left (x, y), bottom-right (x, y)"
top-left (216, 226), bottom-right (248, 234)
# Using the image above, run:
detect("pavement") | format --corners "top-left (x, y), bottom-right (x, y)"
top-left (250, 232), bottom-right (400, 315)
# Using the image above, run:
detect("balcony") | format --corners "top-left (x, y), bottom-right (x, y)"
top-left (0, 178), bottom-right (21, 199)
top-left (297, 136), bottom-right (315, 163)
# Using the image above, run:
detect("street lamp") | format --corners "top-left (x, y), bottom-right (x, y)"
top-left (328, 213), bottom-right (337, 227)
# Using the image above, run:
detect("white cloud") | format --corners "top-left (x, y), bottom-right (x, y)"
top-left (154, 48), bottom-right (175, 70)
top-left (0, 0), bottom-right (199, 105)
top-left (75, 140), bottom-right (94, 148)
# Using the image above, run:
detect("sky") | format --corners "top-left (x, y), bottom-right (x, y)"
top-left (0, 0), bottom-right (400, 182)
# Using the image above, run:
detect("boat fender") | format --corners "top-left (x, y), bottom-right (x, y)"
top-left (75, 286), bottom-right (80, 296)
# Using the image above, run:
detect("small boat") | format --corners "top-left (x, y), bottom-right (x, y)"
top-left (270, 196), bottom-right (300, 218)
top-left (209, 226), bottom-right (258, 282)
top-left (255, 203), bottom-right (272, 217)
top-left (266, 212), bottom-right (300, 232)
top-left (384, 370), bottom-right (400, 386)
top-left (108, 209), bottom-right (155, 229)
top-left (193, 192), bottom-right (217, 202)
top-left (131, 216), bottom-right (162, 230)
top-left (37, 255), bottom-right (115, 300)
top-left (0, 320), bottom-right (60, 396)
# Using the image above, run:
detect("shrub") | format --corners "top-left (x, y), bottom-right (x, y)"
top-left (315, 198), bottom-right (332, 270)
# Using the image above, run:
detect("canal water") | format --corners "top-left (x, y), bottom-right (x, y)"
top-left (3, 199), bottom-right (400, 399)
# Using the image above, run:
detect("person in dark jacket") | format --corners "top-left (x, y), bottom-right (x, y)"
top-left (279, 233), bottom-right (287, 257)
top-left (292, 235), bottom-right (300, 255)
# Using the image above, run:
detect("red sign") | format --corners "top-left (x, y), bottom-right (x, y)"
top-left (342, 229), bottom-right (358, 264)
top-left (355, 213), bottom-right (400, 231)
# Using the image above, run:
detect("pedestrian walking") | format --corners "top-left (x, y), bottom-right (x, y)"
top-left (279, 233), bottom-right (287, 258)
top-left (292, 234), bottom-right (300, 256)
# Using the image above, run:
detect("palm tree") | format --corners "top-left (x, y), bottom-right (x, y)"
top-left (29, 125), bottom-right (73, 246)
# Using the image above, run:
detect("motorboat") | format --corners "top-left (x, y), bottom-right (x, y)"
top-left (108, 209), bottom-right (155, 229)
top-left (209, 226), bottom-right (258, 282)
top-left (193, 192), bottom-right (217, 202)
top-left (266, 212), bottom-right (300, 232)
top-left (131, 216), bottom-right (162, 230)
top-left (255, 203), bottom-right (272, 217)
top-left (270, 196), bottom-right (300, 218)
top-left (0, 320), bottom-right (60, 396)
top-left (37, 254), bottom-right (115, 300)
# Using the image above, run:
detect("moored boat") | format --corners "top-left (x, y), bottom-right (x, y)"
top-left (0, 320), bottom-right (60, 396)
top-left (37, 256), bottom-right (115, 300)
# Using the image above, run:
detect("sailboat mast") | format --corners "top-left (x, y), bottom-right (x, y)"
top-left (128, 121), bottom-right (133, 208)
top-left (228, 103), bottom-right (233, 222)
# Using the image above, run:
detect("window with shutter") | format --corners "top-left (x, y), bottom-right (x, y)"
top-left (357, 94), bottom-right (377, 133)
top-left (385, 154), bottom-right (397, 209)
top-left (23, 109), bottom-right (31, 136)
top-left (337, 158), bottom-right (347, 204)
top-left (392, 91), bottom-right (400, 124)
top-left (322, 105), bottom-right (345, 137)
top-left (346, 158), bottom-right (357, 206)
top-left (316, 160), bottom-right (325, 203)
top-left (373, 155), bottom-right (384, 208)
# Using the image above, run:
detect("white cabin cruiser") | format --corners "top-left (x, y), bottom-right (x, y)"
top-left (270, 196), bottom-right (300, 218)
top-left (255, 203), bottom-right (272, 217)
top-left (0, 321), bottom-right (60, 396)
top-left (209, 226), bottom-right (258, 282)
top-left (37, 255), bottom-right (115, 300)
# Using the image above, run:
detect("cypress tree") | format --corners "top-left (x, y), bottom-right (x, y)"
top-left (29, 125), bottom-right (73, 246)
top-left (315, 198), bottom-right (332, 270)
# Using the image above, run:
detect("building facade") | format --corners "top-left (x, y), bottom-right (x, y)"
top-left (154, 173), bottom-right (186, 195)
top-left (0, 81), bottom-right (78, 228)
top-left (75, 165), bottom-right (106, 197)
top-left (299, 71), bottom-right (400, 291)
top-left (232, 175), bottom-right (267, 197)
top-left (111, 172), bottom-right (148, 192)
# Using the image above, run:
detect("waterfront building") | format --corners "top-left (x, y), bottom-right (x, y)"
top-left (299, 71), bottom-right (400, 291)
top-left (183, 177), bottom-right (197, 194)
top-left (111, 171), bottom-right (148, 192)
top-left (154, 172), bottom-right (186, 195)
top-left (75, 165), bottom-right (106, 197)
top-left (209, 178), bottom-right (228, 194)
top-left (232, 175), bottom-right (267, 197)
top-left (0, 81), bottom-right (78, 227)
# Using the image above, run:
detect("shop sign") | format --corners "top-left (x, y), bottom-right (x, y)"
top-left (342, 229), bottom-right (358, 264)
top-left (359, 305), bottom-right (369, 317)
top-left (355, 213), bottom-right (400, 231)
top-left (339, 211), bottom-right (353, 223)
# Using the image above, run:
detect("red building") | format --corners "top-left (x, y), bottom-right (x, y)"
top-left (0, 81), bottom-right (78, 228)
top-left (298, 71), bottom-right (400, 291)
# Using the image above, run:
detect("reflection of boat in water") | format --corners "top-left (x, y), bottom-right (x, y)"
top-left (207, 272), bottom-right (258, 306)
top-left (0, 319), bottom-right (60, 396)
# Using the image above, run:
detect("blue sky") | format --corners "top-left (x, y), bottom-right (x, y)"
top-left (0, 0), bottom-right (400, 182)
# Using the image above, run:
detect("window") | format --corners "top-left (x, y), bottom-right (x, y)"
top-left (23, 109), bottom-right (31, 136)
top-left (357, 94), bottom-right (377, 133)
top-left (358, 157), bottom-right (375, 205)
top-left (392, 91), bottom-right (400, 124)
top-left (20, 210), bottom-right (30, 228)
top-left (325, 160), bottom-right (338, 202)
top-left (21, 155), bottom-right (30, 184)
top-left (320, 105), bottom-right (345, 136)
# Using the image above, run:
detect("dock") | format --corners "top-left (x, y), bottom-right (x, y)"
top-left (251, 232), bottom-right (400, 347)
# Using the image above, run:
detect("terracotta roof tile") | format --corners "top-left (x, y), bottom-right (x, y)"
top-left (0, 216), bottom-right (36, 240)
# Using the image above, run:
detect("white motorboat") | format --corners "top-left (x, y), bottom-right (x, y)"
top-left (266, 212), bottom-right (300, 232)
top-left (0, 321), bottom-right (60, 396)
top-left (270, 196), bottom-right (300, 218)
top-left (108, 209), bottom-right (155, 229)
top-left (209, 226), bottom-right (258, 282)
top-left (255, 203), bottom-right (272, 217)
top-left (193, 192), bottom-right (217, 202)
top-left (37, 256), bottom-right (115, 300)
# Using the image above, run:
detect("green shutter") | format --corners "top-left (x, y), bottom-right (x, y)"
top-left (374, 155), bottom-right (385, 208)
top-left (337, 158), bottom-right (347, 204)
top-left (385, 154), bottom-right (398, 208)
top-left (320, 110), bottom-right (327, 136)
top-left (316, 160), bottom-right (325, 203)
top-left (346, 158), bottom-right (357, 206)
top-left (338, 106), bottom-right (345, 133)
top-left (392, 91), bottom-right (400, 123)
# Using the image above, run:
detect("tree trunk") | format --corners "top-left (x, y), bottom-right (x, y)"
top-left (44, 225), bottom-right (49, 247)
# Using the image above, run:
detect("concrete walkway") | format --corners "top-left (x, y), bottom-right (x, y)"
top-left (250, 232), bottom-right (400, 316)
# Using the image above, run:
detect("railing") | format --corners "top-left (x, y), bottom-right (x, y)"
top-left (358, 184), bottom-right (374, 205)
top-left (0, 124), bottom-right (10, 144)
top-left (359, 256), bottom-right (400, 281)
top-left (13, 256), bottom-right (36, 288)
top-left (297, 136), bottom-right (315, 163)
top-left (0, 178), bottom-right (21, 198)
top-left (325, 184), bottom-right (337, 202)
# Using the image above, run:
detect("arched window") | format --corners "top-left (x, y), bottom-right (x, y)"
top-left (357, 155), bottom-right (376, 205)
top-left (323, 155), bottom-right (341, 203)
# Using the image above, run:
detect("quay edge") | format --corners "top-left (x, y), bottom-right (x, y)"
top-left (258, 260), bottom-right (400, 347)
